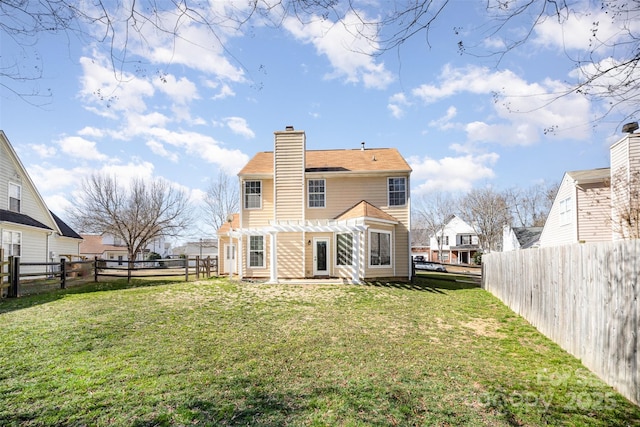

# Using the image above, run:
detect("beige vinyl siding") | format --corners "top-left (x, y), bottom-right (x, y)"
top-left (51, 237), bottom-right (81, 259)
top-left (1, 225), bottom-right (48, 266)
top-left (539, 174), bottom-right (577, 247)
top-left (576, 183), bottom-right (611, 242)
top-left (277, 233), bottom-right (304, 278)
top-left (241, 179), bottom-right (274, 228)
top-left (274, 131), bottom-right (305, 221)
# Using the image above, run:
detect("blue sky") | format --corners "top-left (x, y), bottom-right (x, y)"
top-left (1, 1), bottom-right (635, 240)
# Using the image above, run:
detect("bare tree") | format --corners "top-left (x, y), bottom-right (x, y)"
top-left (413, 192), bottom-right (457, 261)
top-left (611, 168), bottom-right (640, 239)
top-left (3, 1), bottom-right (639, 120)
top-left (202, 171), bottom-right (239, 233)
top-left (505, 181), bottom-right (559, 227)
top-left (459, 187), bottom-right (512, 252)
top-left (68, 173), bottom-right (193, 260)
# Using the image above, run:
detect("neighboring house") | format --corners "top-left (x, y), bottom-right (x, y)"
top-left (217, 126), bottom-right (412, 283)
top-left (539, 127), bottom-right (640, 246)
top-left (172, 239), bottom-right (218, 258)
top-left (424, 215), bottom-right (480, 264)
top-left (0, 131), bottom-right (82, 264)
top-left (502, 226), bottom-right (543, 251)
top-left (79, 234), bottom-right (171, 263)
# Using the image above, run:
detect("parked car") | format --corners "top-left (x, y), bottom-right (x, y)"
top-left (414, 261), bottom-right (447, 272)
top-left (413, 255), bottom-right (425, 262)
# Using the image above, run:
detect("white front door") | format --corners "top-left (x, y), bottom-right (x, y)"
top-left (224, 243), bottom-right (236, 275)
top-left (313, 238), bottom-right (329, 276)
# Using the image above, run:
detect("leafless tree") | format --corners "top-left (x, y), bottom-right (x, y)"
top-left (3, 1), bottom-right (639, 121)
top-left (611, 168), bottom-right (640, 239)
top-left (458, 187), bottom-right (512, 252)
top-left (505, 181), bottom-right (559, 227)
top-left (68, 173), bottom-right (193, 260)
top-left (413, 192), bottom-right (456, 261)
top-left (202, 171), bottom-right (239, 233)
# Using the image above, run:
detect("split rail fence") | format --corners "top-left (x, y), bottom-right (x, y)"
top-left (482, 240), bottom-right (639, 406)
top-left (1, 249), bottom-right (218, 298)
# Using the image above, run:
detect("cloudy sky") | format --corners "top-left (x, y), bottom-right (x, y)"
top-left (1, 1), bottom-right (636, 239)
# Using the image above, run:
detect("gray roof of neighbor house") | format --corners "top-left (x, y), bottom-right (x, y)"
top-left (513, 226), bottom-right (543, 248)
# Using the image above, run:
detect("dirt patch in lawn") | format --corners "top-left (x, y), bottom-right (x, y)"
top-left (461, 318), bottom-right (507, 339)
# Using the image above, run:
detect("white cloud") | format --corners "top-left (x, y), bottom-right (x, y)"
top-left (429, 106), bottom-right (458, 130)
top-left (408, 152), bottom-right (499, 194)
top-left (284, 11), bottom-right (394, 89)
top-left (224, 117), bottom-right (255, 139)
top-left (388, 92), bottom-right (410, 119)
top-left (99, 161), bottom-right (156, 184)
top-left (154, 74), bottom-right (199, 104)
top-left (57, 136), bottom-right (109, 161)
top-left (30, 144), bottom-right (56, 158)
top-left (28, 164), bottom-right (89, 193)
top-left (147, 140), bottom-right (179, 162)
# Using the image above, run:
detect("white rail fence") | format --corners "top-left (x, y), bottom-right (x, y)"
top-left (482, 241), bottom-right (639, 406)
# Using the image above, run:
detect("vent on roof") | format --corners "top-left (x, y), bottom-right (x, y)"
top-left (361, 141), bottom-right (365, 151)
top-left (622, 122), bottom-right (638, 133)
top-left (285, 125), bottom-right (294, 131)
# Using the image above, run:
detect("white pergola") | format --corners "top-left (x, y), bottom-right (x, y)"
top-left (227, 219), bottom-right (368, 284)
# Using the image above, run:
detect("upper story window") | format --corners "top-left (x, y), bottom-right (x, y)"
top-left (559, 197), bottom-right (572, 226)
top-left (436, 235), bottom-right (449, 246)
top-left (244, 181), bottom-right (262, 209)
top-left (460, 234), bottom-right (473, 245)
top-left (8, 183), bottom-right (21, 213)
top-left (1, 230), bottom-right (21, 256)
top-left (388, 177), bottom-right (406, 206)
top-left (308, 179), bottom-right (325, 208)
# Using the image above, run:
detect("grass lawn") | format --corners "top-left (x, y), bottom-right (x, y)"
top-left (1, 275), bottom-right (639, 426)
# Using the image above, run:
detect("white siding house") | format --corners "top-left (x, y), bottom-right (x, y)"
top-left (1, 131), bottom-right (82, 264)
top-left (427, 215), bottom-right (480, 264)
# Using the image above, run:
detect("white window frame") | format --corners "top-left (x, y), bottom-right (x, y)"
top-left (1, 230), bottom-right (21, 257)
top-left (335, 232), bottom-right (353, 266)
top-left (559, 197), bottom-right (572, 226)
top-left (307, 179), bottom-right (326, 208)
top-left (388, 177), bottom-right (407, 207)
top-left (368, 229), bottom-right (392, 267)
top-left (8, 182), bottom-right (21, 213)
top-left (248, 235), bottom-right (265, 268)
top-left (244, 180), bottom-right (262, 210)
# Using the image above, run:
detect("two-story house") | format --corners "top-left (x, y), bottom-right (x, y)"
top-left (539, 126), bottom-right (640, 246)
top-left (217, 126), bottom-right (412, 283)
top-left (421, 215), bottom-right (480, 264)
top-left (1, 131), bottom-right (82, 264)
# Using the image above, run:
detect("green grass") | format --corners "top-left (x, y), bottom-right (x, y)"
top-left (1, 276), bottom-right (638, 426)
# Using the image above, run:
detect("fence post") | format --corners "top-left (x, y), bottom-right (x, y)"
top-left (60, 258), bottom-right (67, 289)
top-left (206, 256), bottom-right (211, 277)
top-left (128, 259), bottom-right (132, 283)
top-left (8, 256), bottom-right (20, 298)
top-left (196, 256), bottom-right (200, 279)
top-left (94, 256), bottom-right (99, 282)
top-left (184, 257), bottom-right (189, 281)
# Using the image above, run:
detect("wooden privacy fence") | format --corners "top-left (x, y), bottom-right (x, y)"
top-left (1, 254), bottom-right (218, 298)
top-left (482, 241), bottom-right (640, 406)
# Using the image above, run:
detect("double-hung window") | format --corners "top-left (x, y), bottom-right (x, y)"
top-left (559, 197), bottom-right (572, 226)
top-left (388, 177), bottom-right (406, 206)
top-left (249, 235), bottom-right (264, 268)
top-left (8, 183), bottom-right (21, 213)
top-left (336, 233), bottom-right (353, 266)
top-left (244, 181), bottom-right (262, 209)
top-left (369, 230), bottom-right (391, 266)
top-left (1, 230), bottom-right (21, 256)
top-left (308, 179), bottom-right (325, 208)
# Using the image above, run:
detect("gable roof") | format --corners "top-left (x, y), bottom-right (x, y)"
top-left (1, 131), bottom-right (81, 239)
top-left (0, 209), bottom-right (52, 231)
top-left (239, 148), bottom-right (412, 176)
top-left (566, 168), bottom-right (610, 184)
top-left (79, 234), bottom-right (127, 255)
top-left (335, 200), bottom-right (399, 223)
top-left (512, 226), bottom-right (543, 249)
